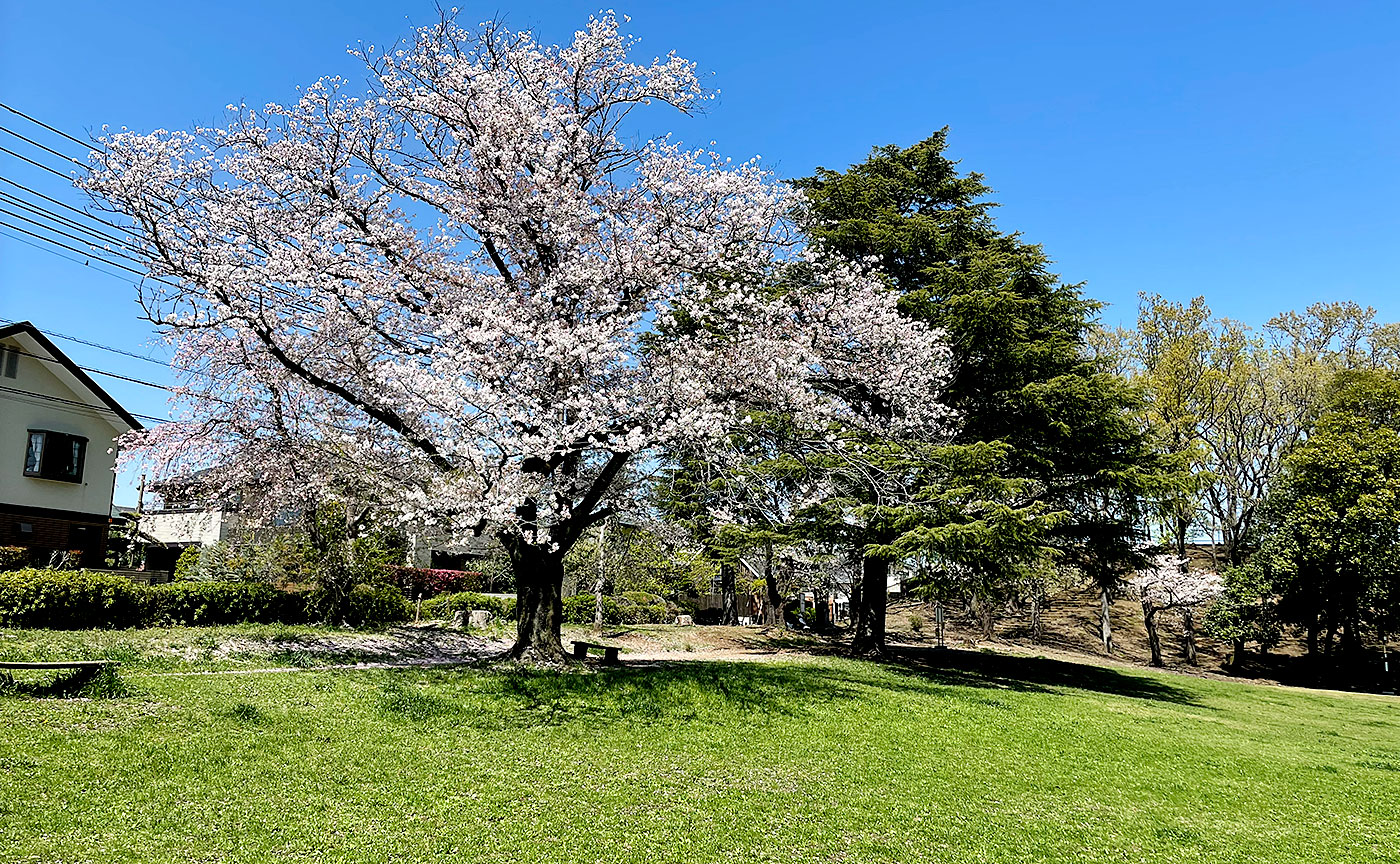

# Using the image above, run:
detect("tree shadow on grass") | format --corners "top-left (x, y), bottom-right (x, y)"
top-left (882, 646), bottom-right (1205, 707)
top-left (377, 642), bottom-right (1203, 733)
top-left (0, 665), bottom-right (130, 699)
top-left (377, 661), bottom-right (867, 729)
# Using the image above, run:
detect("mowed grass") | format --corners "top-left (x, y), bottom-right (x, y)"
top-left (1, 630), bottom-right (1397, 863)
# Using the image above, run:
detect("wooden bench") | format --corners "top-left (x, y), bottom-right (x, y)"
top-left (0, 660), bottom-right (117, 682)
top-left (0, 661), bottom-right (117, 670)
top-left (571, 641), bottom-right (620, 664)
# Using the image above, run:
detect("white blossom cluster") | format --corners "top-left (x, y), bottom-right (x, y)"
top-left (82, 13), bottom-right (953, 545)
top-left (1130, 554), bottom-right (1225, 609)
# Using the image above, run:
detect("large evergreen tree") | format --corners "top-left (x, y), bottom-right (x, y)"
top-left (796, 130), bottom-right (1168, 652)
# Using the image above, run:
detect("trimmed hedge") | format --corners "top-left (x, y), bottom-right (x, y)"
top-left (0, 568), bottom-right (409, 630)
top-left (307, 583), bottom-right (411, 629)
top-left (561, 593), bottom-right (671, 625)
top-left (0, 568), bottom-right (146, 629)
top-left (418, 591), bottom-right (671, 626)
top-left (146, 581), bottom-right (309, 626)
top-left (420, 591), bottom-right (516, 622)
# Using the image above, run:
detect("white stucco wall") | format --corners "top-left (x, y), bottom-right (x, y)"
top-left (141, 509), bottom-right (240, 545)
top-left (0, 334), bottom-right (128, 518)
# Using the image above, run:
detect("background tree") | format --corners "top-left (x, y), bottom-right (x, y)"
top-left (1129, 553), bottom-right (1223, 666)
top-left (1250, 370), bottom-right (1400, 666)
top-left (85, 13), bottom-right (952, 661)
top-left (796, 131), bottom-right (1169, 654)
top-left (1116, 297), bottom-right (1400, 566)
top-left (1203, 564), bottom-right (1281, 669)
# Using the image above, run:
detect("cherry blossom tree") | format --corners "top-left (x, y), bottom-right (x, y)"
top-left (82, 13), bottom-right (953, 659)
top-left (1130, 553), bottom-right (1224, 666)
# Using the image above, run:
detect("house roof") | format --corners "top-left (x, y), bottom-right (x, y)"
top-left (0, 320), bottom-right (144, 432)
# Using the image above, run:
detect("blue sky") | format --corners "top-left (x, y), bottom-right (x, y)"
top-left (2, 1), bottom-right (1398, 504)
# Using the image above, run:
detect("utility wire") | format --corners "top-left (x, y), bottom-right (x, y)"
top-left (0, 174), bottom-right (134, 234)
top-left (0, 215), bottom-right (164, 280)
top-left (0, 321), bottom-right (377, 436)
top-left (2, 343), bottom-right (176, 391)
top-left (0, 204), bottom-right (149, 265)
top-left (0, 101), bottom-right (104, 154)
top-left (0, 143), bottom-right (76, 179)
top-left (0, 123), bottom-right (87, 168)
top-left (0, 225), bottom-right (148, 289)
top-left (0, 188), bottom-right (144, 253)
top-left (0, 317), bottom-right (182, 370)
top-left (0, 382), bottom-right (165, 425)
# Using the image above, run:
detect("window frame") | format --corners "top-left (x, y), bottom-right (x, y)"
top-left (23, 429), bottom-right (87, 484)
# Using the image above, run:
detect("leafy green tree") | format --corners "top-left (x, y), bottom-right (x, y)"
top-left (1116, 297), bottom-right (1400, 566)
top-left (1251, 370), bottom-right (1400, 661)
top-left (1203, 564), bottom-right (1282, 669)
top-left (797, 130), bottom-right (1169, 653)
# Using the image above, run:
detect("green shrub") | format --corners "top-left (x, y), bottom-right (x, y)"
top-left (420, 591), bottom-right (516, 622)
top-left (173, 546), bottom-right (202, 582)
top-left (309, 584), bottom-right (411, 628)
top-left (0, 568), bottom-right (406, 630)
top-left (0, 568), bottom-right (147, 628)
top-left (562, 593), bottom-right (620, 625)
top-left (0, 546), bottom-right (28, 571)
top-left (615, 591), bottom-right (670, 624)
top-left (560, 593), bottom-right (670, 625)
top-left (144, 581), bottom-right (310, 626)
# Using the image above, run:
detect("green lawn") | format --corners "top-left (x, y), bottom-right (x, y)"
top-left (1, 628), bottom-right (1397, 863)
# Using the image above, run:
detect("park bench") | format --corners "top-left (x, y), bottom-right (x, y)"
top-left (0, 660), bottom-right (117, 686)
top-left (571, 641), bottom-right (620, 664)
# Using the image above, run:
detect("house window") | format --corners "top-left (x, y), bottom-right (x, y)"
top-left (1, 346), bottom-right (17, 378)
top-left (23, 430), bottom-right (87, 483)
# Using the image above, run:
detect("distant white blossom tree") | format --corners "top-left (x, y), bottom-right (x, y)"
top-left (1130, 553), bottom-right (1223, 666)
top-left (82, 13), bottom-right (952, 659)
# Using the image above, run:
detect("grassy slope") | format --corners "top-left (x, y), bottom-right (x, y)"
top-left (1, 629), bottom-right (1397, 864)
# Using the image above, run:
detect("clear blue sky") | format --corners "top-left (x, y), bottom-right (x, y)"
top-left (2, 1), bottom-right (1398, 505)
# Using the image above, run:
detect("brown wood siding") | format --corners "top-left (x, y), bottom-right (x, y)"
top-left (0, 502), bottom-right (109, 567)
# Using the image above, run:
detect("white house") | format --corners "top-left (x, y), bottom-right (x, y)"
top-left (0, 321), bottom-right (142, 567)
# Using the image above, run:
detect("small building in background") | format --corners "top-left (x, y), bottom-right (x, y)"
top-left (0, 321), bottom-right (142, 568)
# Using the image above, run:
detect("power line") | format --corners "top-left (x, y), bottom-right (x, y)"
top-left (0, 123), bottom-right (87, 168)
top-left (0, 382), bottom-right (165, 425)
top-left (0, 188), bottom-right (144, 254)
top-left (2, 343), bottom-right (175, 391)
top-left (0, 224), bottom-right (147, 289)
top-left (0, 143), bottom-right (75, 180)
top-left (1, 109), bottom-right (431, 343)
top-left (0, 204), bottom-right (149, 265)
top-left (0, 174), bottom-right (134, 235)
top-left (0, 101), bottom-right (103, 155)
top-left (0, 215), bottom-right (162, 280)
top-left (0, 317), bottom-right (179, 370)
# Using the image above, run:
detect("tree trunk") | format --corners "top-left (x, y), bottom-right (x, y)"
top-left (593, 521), bottom-right (607, 634)
top-left (814, 592), bottom-right (830, 630)
top-left (592, 571), bottom-right (606, 635)
top-left (1231, 637), bottom-right (1247, 670)
top-left (508, 543), bottom-right (569, 661)
top-left (851, 555), bottom-right (888, 656)
top-left (1180, 606), bottom-right (1198, 665)
top-left (1142, 599), bottom-right (1163, 667)
top-left (978, 595), bottom-right (995, 640)
top-left (763, 543), bottom-right (781, 627)
top-left (719, 561), bottom-right (738, 626)
top-left (849, 559), bottom-right (864, 632)
top-left (1099, 586), bottom-right (1114, 655)
top-left (1029, 591), bottom-right (1043, 643)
